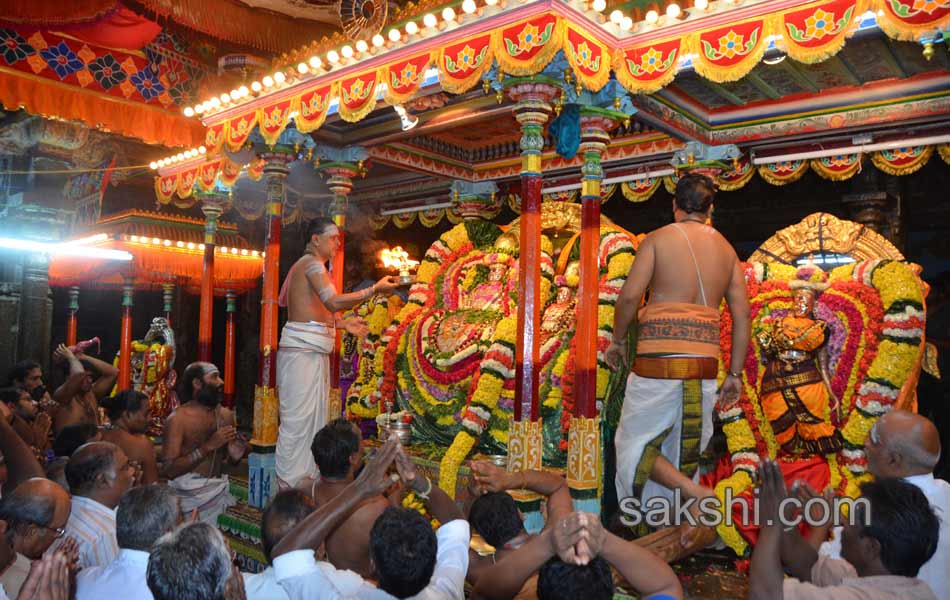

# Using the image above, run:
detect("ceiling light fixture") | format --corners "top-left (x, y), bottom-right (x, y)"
top-left (405, 21), bottom-right (419, 35)
top-left (423, 13), bottom-right (438, 27)
top-left (610, 10), bottom-right (624, 23)
top-left (393, 104), bottom-right (418, 131)
top-left (462, 0), bottom-right (478, 13)
top-left (372, 34), bottom-right (386, 47)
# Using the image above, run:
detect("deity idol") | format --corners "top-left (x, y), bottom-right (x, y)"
top-left (756, 283), bottom-right (842, 456)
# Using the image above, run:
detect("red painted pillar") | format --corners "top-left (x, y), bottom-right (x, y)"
top-left (324, 167), bottom-right (356, 418)
top-left (118, 281), bottom-right (134, 390)
top-left (162, 283), bottom-right (175, 328)
top-left (66, 286), bottom-right (79, 347)
top-left (252, 151), bottom-right (293, 447)
top-left (224, 290), bottom-right (237, 408)
top-left (574, 117), bottom-right (611, 418)
top-left (197, 197), bottom-right (224, 363)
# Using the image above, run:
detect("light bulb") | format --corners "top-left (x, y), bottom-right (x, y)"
top-left (273, 71), bottom-right (286, 84)
top-left (198, 146), bottom-right (207, 154)
top-left (238, 85), bottom-right (249, 97)
top-left (341, 45), bottom-right (354, 58)
top-left (149, 161), bottom-right (158, 169)
top-left (372, 34), bottom-right (385, 46)
top-left (405, 21), bottom-right (419, 35)
top-left (326, 50), bottom-right (340, 63)
top-left (176, 153), bottom-right (185, 161)
top-left (194, 103), bottom-right (205, 114)
top-left (620, 16), bottom-right (634, 30)
top-left (251, 81), bottom-right (262, 92)
top-left (176, 241), bottom-right (184, 248)
top-left (183, 106), bottom-right (195, 117)
top-left (646, 9), bottom-right (659, 23)
top-left (356, 40), bottom-right (368, 52)
top-left (423, 13), bottom-right (437, 27)
top-left (309, 55), bottom-right (322, 68)
top-left (219, 93), bottom-right (230, 103)
top-left (297, 62), bottom-right (309, 74)
top-left (610, 9), bottom-right (623, 23)
top-left (485, 0), bottom-right (498, 5)
top-left (229, 89), bottom-right (240, 100)
top-left (388, 28), bottom-right (401, 42)
top-left (442, 7), bottom-right (456, 20)
top-left (210, 97), bottom-right (221, 108)
top-left (462, 0), bottom-right (477, 13)
top-left (156, 160), bottom-right (164, 168)
top-left (591, 0), bottom-right (606, 11)
top-left (666, 2), bottom-right (681, 18)
top-left (694, 0), bottom-right (708, 8)
top-left (187, 243), bottom-right (196, 250)
top-left (262, 75), bottom-right (274, 87)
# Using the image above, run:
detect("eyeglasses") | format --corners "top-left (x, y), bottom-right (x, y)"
top-left (32, 523), bottom-right (66, 538)
top-left (868, 421), bottom-right (882, 446)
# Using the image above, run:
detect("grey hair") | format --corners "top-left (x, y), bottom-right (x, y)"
top-left (0, 483), bottom-right (56, 539)
top-left (889, 422), bottom-right (941, 471)
top-left (147, 522), bottom-right (232, 600)
top-left (117, 484), bottom-right (181, 552)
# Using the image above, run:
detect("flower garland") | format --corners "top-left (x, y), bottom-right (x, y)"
top-left (714, 260), bottom-right (925, 554)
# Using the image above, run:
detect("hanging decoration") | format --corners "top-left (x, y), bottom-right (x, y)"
top-left (176, 167), bottom-right (198, 199)
top-left (873, 0), bottom-right (950, 41)
top-left (493, 13), bottom-right (563, 76)
top-left (225, 111), bottom-right (257, 153)
top-left (940, 144), bottom-right (950, 165)
top-left (155, 173), bottom-right (178, 204)
top-left (295, 83), bottom-right (336, 133)
top-left (196, 158), bottom-right (224, 192)
top-left (663, 173), bottom-right (680, 194)
top-left (392, 211), bottom-right (417, 229)
top-left (612, 37), bottom-right (681, 94)
top-left (542, 190), bottom-right (578, 203)
top-left (219, 158), bottom-right (244, 187)
top-left (418, 207), bottom-right (445, 228)
top-left (687, 18), bottom-right (770, 83)
top-left (446, 204), bottom-right (466, 223)
top-left (438, 33), bottom-right (493, 94)
top-left (811, 153), bottom-right (862, 180)
top-left (620, 177), bottom-right (662, 202)
top-left (369, 212), bottom-right (390, 230)
top-left (382, 53), bottom-right (433, 105)
top-left (205, 122), bottom-right (226, 155)
top-left (506, 193), bottom-right (522, 215)
top-left (563, 23), bottom-right (611, 92)
top-left (257, 98), bottom-right (295, 145)
top-left (600, 182), bottom-right (617, 203)
top-left (778, 0), bottom-right (864, 63)
top-left (871, 145), bottom-right (934, 175)
top-left (757, 159), bottom-right (809, 185)
top-left (339, 70), bottom-right (379, 123)
top-left (717, 158), bottom-right (755, 191)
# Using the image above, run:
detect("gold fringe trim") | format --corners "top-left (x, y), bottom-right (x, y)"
top-left (940, 144), bottom-right (950, 165)
top-left (811, 154), bottom-right (862, 180)
top-left (611, 39), bottom-right (681, 94)
top-left (563, 23), bottom-right (611, 92)
top-left (871, 145), bottom-right (934, 176)
top-left (392, 211), bottom-right (417, 229)
top-left (257, 99), bottom-right (296, 146)
top-left (338, 75), bottom-right (379, 123)
top-left (294, 82), bottom-right (337, 134)
top-left (685, 15), bottom-right (777, 83)
top-left (757, 161), bottom-right (809, 185)
top-left (873, 0), bottom-right (950, 41)
top-left (225, 112), bottom-right (258, 153)
top-left (382, 53), bottom-right (435, 106)
top-left (717, 162), bottom-right (755, 191)
top-left (620, 179), bottom-right (661, 202)
top-left (155, 175), bottom-right (175, 204)
top-left (418, 207), bottom-right (445, 228)
top-left (776, 0), bottom-right (868, 64)
top-left (492, 16), bottom-right (564, 77)
top-left (438, 35), bottom-right (495, 94)
top-left (370, 213), bottom-right (390, 230)
top-left (663, 174), bottom-right (678, 194)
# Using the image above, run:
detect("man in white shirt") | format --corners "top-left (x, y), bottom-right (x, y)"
top-left (76, 484), bottom-right (182, 600)
top-left (807, 410), bottom-right (950, 599)
top-left (244, 489), bottom-right (317, 600)
top-left (272, 437), bottom-right (470, 599)
top-left (53, 442), bottom-right (134, 569)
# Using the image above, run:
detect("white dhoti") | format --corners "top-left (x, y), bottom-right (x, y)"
top-left (169, 473), bottom-right (235, 526)
top-left (275, 321), bottom-right (335, 487)
top-left (614, 373), bottom-right (717, 507)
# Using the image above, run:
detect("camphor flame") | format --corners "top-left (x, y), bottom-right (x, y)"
top-left (380, 246), bottom-right (419, 277)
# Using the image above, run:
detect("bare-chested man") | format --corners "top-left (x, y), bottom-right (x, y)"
top-left (275, 217), bottom-right (398, 487)
top-left (100, 389), bottom-right (159, 485)
top-left (162, 362), bottom-right (247, 524)
top-left (606, 174), bottom-right (750, 547)
top-left (51, 344), bottom-right (118, 435)
top-left (306, 418), bottom-right (390, 578)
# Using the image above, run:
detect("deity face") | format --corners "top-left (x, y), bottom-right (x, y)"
top-left (488, 263), bottom-right (507, 283)
top-left (556, 286), bottom-right (573, 304)
top-left (793, 289), bottom-right (817, 317)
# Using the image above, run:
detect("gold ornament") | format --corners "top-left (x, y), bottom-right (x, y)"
top-left (748, 212), bottom-right (905, 263)
top-left (923, 41), bottom-right (934, 61)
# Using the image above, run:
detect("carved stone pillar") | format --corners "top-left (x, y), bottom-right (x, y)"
top-left (19, 253), bottom-right (52, 372)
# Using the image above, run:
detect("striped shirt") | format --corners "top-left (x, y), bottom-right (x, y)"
top-left (61, 495), bottom-right (119, 570)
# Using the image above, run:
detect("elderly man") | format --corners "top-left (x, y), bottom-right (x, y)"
top-left (606, 174), bottom-right (750, 544)
top-left (162, 362), bottom-right (246, 525)
top-left (77, 484), bottom-right (182, 600)
top-left (53, 441), bottom-right (134, 569)
top-left (147, 522), bottom-right (245, 600)
top-left (799, 409), bottom-right (950, 598)
top-left (275, 217), bottom-right (398, 488)
top-left (0, 479), bottom-right (71, 597)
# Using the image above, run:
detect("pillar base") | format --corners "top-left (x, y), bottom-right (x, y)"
top-left (248, 450), bottom-right (277, 509)
top-left (251, 384), bottom-right (279, 447)
top-left (508, 419), bottom-right (544, 533)
top-left (567, 415), bottom-right (601, 513)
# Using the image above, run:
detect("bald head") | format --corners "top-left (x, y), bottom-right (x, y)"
top-left (869, 410), bottom-right (941, 477)
top-left (66, 441), bottom-right (132, 508)
top-left (0, 477), bottom-right (71, 558)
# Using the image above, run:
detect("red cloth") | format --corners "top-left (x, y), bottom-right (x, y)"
top-left (59, 6), bottom-right (161, 50)
top-left (731, 456), bottom-right (831, 547)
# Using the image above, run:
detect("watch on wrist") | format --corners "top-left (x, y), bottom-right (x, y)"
top-left (728, 369), bottom-right (741, 378)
